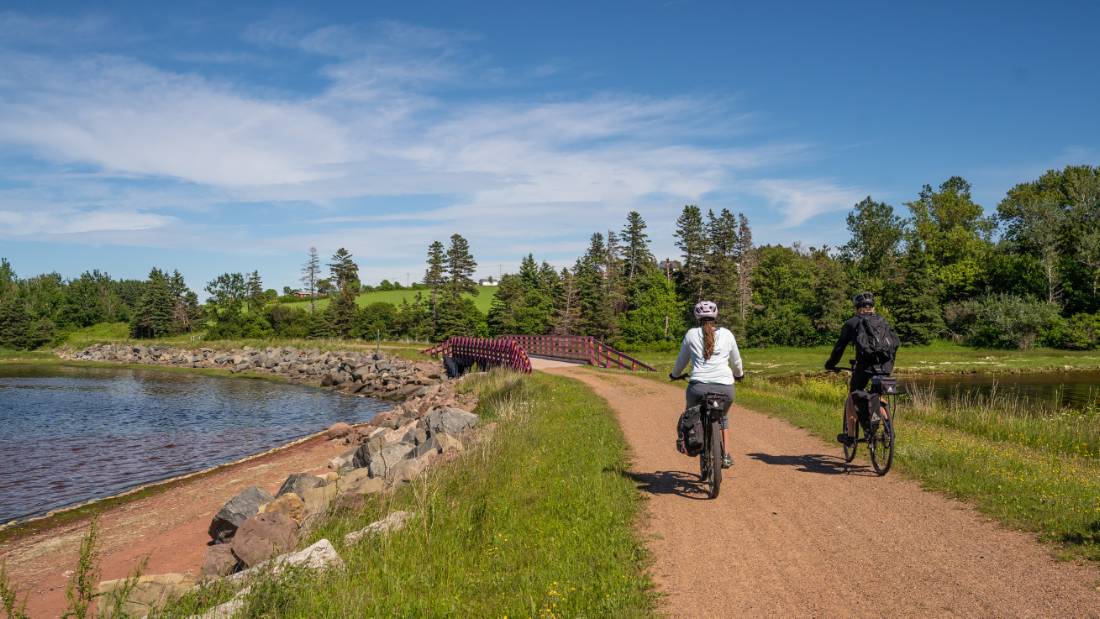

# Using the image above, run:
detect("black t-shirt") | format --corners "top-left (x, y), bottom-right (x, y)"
top-left (826, 313), bottom-right (896, 375)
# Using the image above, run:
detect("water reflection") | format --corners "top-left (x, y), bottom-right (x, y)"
top-left (904, 372), bottom-right (1100, 410)
top-left (0, 364), bottom-right (387, 524)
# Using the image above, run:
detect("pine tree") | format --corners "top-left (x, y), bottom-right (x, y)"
top-left (674, 205), bottom-right (707, 305)
top-left (705, 208), bottom-right (740, 324)
top-left (575, 233), bottom-right (616, 339)
top-left (892, 238), bottom-right (945, 344)
top-left (301, 247), bottom-right (321, 313)
top-left (621, 211), bottom-right (654, 281)
top-left (735, 213), bottom-right (756, 328)
top-left (553, 267), bottom-right (581, 335)
top-left (328, 248), bottom-right (360, 294)
top-left (168, 270), bottom-right (199, 332)
top-left (246, 271), bottom-right (265, 312)
top-left (424, 240), bottom-right (446, 330)
top-left (0, 295), bottom-right (31, 349)
top-left (445, 234), bottom-right (478, 298)
top-left (130, 268), bottom-right (177, 338)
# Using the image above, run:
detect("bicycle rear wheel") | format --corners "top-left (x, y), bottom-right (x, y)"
top-left (708, 420), bottom-right (722, 498)
top-left (842, 412), bottom-right (858, 463)
top-left (868, 405), bottom-right (894, 475)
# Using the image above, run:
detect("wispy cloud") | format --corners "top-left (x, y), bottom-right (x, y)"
top-left (747, 178), bottom-right (869, 227)
top-left (0, 13), bottom-right (850, 284)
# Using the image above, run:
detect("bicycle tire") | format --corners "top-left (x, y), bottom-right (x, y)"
top-left (869, 407), bottom-right (894, 475)
top-left (842, 414), bottom-right (858, 463)
top-left (708, 420), bottom-right (722, 498)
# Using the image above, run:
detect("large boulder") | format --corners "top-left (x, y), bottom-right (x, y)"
top-left (97, 573), bottom-right (195, 617)
top-left (231, 512), bottom-right (300, 568)
top-left (262, 492), bottom-right (306, 524)
top-left (421, 407), bottom-right (478, 437)
top-left (300, 483), bottom-right (339, 524)
top-left (276, 473), bottom-right (326, 498)
top-left (201, 544), bottom-right (240, 578)
top-left (209, 487), bottom-right (274, 542)
top-left (325, 422), bottom-right (352, 439)
top-left (356, 442), bottom-right (416, 479)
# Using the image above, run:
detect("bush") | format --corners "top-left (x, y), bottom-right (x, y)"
top-left (1043, 313), bottom-right (1100, 350)
top-left (950, 295), bottom-right (1062, 349)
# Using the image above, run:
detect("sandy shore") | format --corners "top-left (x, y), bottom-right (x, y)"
top-left (0, 431), bottom-right (352, 618)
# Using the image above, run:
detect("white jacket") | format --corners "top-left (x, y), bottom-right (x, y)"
top-left (671, 326), bottom-right (744, 385)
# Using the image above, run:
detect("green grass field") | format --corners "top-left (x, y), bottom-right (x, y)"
top-left (628, 340), bottom-right (1100, 379)
top-left (731, 376), bottom-right (1100, 561)
top-left (163, 370), bottom-right (655, 617)
top-left (282, 286), bottom-right (498, 313)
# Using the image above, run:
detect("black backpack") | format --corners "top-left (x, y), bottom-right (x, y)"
top-left (676, 406), bottom-right (705, 457)
top-left (855, 314), bottom-right (900, 368)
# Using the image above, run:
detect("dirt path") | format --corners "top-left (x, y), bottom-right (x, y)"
top-left (1, 435), bottom-right (348, 618)
top-left (549, 368), bottom-right (1100, 618)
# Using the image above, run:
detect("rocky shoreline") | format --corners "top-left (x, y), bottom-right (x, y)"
top-left (60, 343), bottom-right (442, 400)
top-left (51, 343), bottom-right (490, 617)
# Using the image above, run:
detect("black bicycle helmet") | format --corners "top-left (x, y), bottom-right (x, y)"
top-left (853, 292), bottom-right (875, 308)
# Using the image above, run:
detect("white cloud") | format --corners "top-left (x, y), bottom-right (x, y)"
top-left (0, 14), bottom-right (848, 286)
top-left (747, 178), bottom-right (869, 227)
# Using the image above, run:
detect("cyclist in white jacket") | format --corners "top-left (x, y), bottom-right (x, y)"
top-left (670, 300), bottom-right (744, 468)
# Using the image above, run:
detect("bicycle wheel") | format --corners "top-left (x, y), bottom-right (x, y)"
top-left (708, 420), bottom-right (722, 498)
top-left (842, 412), bottom-right (858, 463)
top-left (868, 406), bottom-right (894, 475)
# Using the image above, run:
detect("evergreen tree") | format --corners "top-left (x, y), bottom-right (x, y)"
top-left (674, 205), bottom-right (707, 305)
top-left (0, 295), bottom-right (32, 349)
top-left (328, 248), bottom-right (360, 294)
top-left (169, 270), bottom-right (199, 332)
top-left (735, 213), bottom-right (756, 328)
top-left (445, 234), bottom-right (478, 298)
top-left (574, 233), bottom-right (615, 339)
top-left (130, 268), bottom-right (177, 338)
top-left (246, 271), bottom-right (265, 312)
top-left (892, 236), bottom-right (946, 344)
top-left (552, 268), bottom-right (581, 335)
top-left (424, 240), bottom-right (447, 330)
top-left (621, 211), bottom-right (654, 281)
top-left (326, 292), bottom-right (358, 338)
top-left (704, 208), bottom-right (740, 326)
top-left (301, 247), bottom-right (321, 313)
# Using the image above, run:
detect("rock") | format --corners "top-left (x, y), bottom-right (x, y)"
top-left (422, 407), bottom-right (478, 437)
top-left (301, 483), bottom-right (339, 523)
top-left (226, 538), bottom-right (343, 585)
top-left (435, 432), bottom-right (466, 454)
top-left (386, 456), bottom-right (429, 485)
top-left (276, 473), bottom-right (325, 498)
top-left (261, 492), bottom-right (305, 524)
top-left (231, 512), bottom-right (299, 568)
top-left (341, 474), bottom-right (385, 497)
top-left (360, 442), bottom-right (416, 479)
top-left (208, 487), bottom-right (274, 543)
top-left (326, 422), bottom-right (352, 439)
top-left (343, 511), bottom-right (415, 545)
top-left (201, 545), bottom-right (240, 578)
top-left (327, 447), bottom-right (358, 473)
top-left (97, 573), bottom-right (195, 617)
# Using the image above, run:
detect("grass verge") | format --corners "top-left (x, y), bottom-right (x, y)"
top-left (735, 376), bottom-right (1100, 561)
top-left (162, 370), bottom-right (655, 617)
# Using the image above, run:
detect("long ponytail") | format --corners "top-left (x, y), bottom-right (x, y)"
top-left (702, 320), bottom-right (716, 359)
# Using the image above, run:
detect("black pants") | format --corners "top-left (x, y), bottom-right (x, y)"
top-left (686, 382), bottom-right (734, 429)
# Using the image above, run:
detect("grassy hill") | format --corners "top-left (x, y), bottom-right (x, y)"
top-left (283, 286), bottom-right (498, 313)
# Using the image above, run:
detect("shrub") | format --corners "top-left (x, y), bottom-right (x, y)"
top-left (952, 295), bottom-right (1062, 349)
top-left (1043, 313), bottom-right (1100, 350)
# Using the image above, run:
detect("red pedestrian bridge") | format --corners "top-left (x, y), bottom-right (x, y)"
top-left (422, 335), bottom-right (655, 374)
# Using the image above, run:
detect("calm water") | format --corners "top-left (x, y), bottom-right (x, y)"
top-left (904, 371), bottom-right (1100, 410)
top-left (0, 365), bottom-right (387, 524)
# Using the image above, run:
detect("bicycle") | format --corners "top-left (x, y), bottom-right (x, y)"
top-left (830, 361), bottom-right (898, 476)
top-left (671, 375), bottom-right (729, 498)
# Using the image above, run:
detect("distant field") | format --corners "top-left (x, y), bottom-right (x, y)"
top-left (282, 286), bottom-right (498, 313)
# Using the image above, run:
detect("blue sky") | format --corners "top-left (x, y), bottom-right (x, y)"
top-left (1, 1), bottom-right (1097, 291)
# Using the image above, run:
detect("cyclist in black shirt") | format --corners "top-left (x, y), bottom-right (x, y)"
top-left (825, 292), bottom-right (897, 444)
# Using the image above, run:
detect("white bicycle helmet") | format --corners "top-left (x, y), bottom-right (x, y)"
top-left (693, 300), bottom-right (718, 320)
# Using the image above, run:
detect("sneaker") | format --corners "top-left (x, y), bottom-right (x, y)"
top-left (722, 454), bottom-right (733, 469)
top-left (836, 433), bottom-right (855, 446)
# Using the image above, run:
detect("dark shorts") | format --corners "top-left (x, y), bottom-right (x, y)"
top-left (686, 382), bottom-right (734, 429)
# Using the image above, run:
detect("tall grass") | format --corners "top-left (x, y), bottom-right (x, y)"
top-left (163, 370), bottom-right (655, 617)
top-left (737, 376), bottom-right (1100, 560)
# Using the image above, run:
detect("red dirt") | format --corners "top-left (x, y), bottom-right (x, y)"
top-left (550, 368), bottom-right (1100, 618)
top-left (0, 435), bottom-right (349, 618)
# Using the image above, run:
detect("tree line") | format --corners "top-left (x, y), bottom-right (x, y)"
top-left (1, 164), bottom-right (1098, 351)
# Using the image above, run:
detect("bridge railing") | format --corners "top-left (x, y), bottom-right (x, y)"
top-left (502, 335), bottom-right (656, 372)
top-left (421, 336), bottom-right (532, 374)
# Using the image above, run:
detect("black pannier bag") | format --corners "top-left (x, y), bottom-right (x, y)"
top-left (871, 375), bottom-right (899, 395)
top-left (849, 390), bottom-right (875, 432)
top-left (677, 406), bottom-right (705, 456)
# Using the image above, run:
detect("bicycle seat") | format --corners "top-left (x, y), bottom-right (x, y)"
top-left (704, 393), bottom-right (730, 410)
